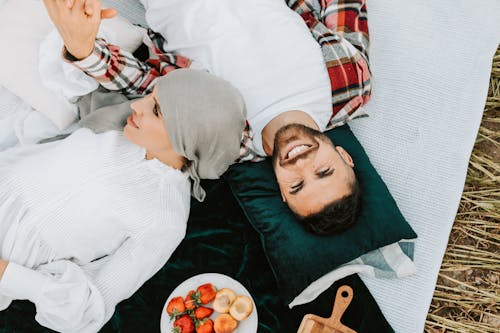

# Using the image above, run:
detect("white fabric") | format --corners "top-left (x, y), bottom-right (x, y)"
top-left (140, 0), bottom-right (332, 156)
top-left (347, 1), bottom-right (500, 332)
top-left (290, 240), bottom-right (416, 307)
top-left (0, 129), bottom-right (191, 332)
top-left (39, 15), bottom-right (148, 102)
top-left (102, 0), bottom-right (148, 27)
top-left (0, 85), bottom-right (62, 151)
top-left (0, 0), bottom-right (77, 129)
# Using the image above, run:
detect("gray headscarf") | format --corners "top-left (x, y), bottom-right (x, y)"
top-left (156, 69), bottom-right (246, 202)
top-left (41, 69), bottom-right (245, 202)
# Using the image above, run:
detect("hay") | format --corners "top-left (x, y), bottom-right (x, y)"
top-left (425, 45), bottom-right (500, 332)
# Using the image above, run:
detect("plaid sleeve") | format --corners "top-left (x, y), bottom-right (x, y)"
top-left (320, 0), bottom-right (369, 59)
top-left (66, 31), bottom-right (192, 96)
top-left (235, 122), bottom-right (266, 163)
top-left (287, 0), bottom-right (372, 129)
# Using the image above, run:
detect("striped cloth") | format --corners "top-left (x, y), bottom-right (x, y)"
top-left (290, 239), bottom-right (416, 307)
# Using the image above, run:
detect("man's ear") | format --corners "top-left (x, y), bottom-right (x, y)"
top-left (336, 146), bottom-right (354, 167)
top-left (280, 189), bottom-right (287, 202)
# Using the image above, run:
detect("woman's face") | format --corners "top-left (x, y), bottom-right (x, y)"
top-left (123, 87), bottom-right (173, 156)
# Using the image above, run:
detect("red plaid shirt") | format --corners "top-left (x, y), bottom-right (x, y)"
top-left (69, 0), bottom-right (371, 162)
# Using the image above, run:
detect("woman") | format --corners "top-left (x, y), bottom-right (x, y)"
top-left (0, 69), bottom-right (246, 332)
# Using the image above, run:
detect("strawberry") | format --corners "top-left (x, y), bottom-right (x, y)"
top-left (194, 306), bottom-right (213, 319)
top-left (196, 283), bottom-right (216, 304)
top-left (173, 314), bottom-right (195, 333)
top-left (196, 318), bottom-right (214, 333)
top-left (167, 296), bottom-right (186, 320)
top-left (185, 290), bottom-right (201, 310)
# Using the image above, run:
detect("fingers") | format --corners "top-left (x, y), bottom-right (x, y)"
top-left (84, 0), bottom-right (97, 16)
top-left (57, 0), bottom-right (111, 18)
top-left (42, 0), bottom-right (68, 24)
top-left (84, 4), bottom-right (94, 15)
top-left (101, 7), bottom-right (117, 19)
top-left (73, 0), bottom-right (86, 12)
top-left (61, 0), bottom-right (94, 16)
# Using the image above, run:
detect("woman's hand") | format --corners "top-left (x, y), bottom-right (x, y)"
top-left (63, 0), bottom-right (117, 19)
top-left (42, 0), bottom-right (116, 60)
top-left (0, 260), bottom-right (8, 280)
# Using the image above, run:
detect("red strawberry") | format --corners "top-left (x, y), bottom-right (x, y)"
top-left (194, 306), bottom-right (213, 319)
top-left (185, 290), bottom-right (201, 310)
top-left (196, 283), bottom-right (216, 304)
top-left (173, 314), bottom-right (195, 333)
top-left (196, 318), bottom-right (214, 333)
top-left (167, 296), bottom-right (186, 320)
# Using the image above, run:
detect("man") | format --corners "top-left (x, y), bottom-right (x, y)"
top-left (44, 0), bottom-right (371, 234)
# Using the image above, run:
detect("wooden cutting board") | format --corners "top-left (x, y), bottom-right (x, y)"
top-left (296, 285), bottom-right (356, 333)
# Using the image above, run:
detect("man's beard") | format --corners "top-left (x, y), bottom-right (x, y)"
top-left (271, 123), bottom-right (331, 164)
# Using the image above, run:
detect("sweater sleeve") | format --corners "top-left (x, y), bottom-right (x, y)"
top-left (66, 35), bottom-right (192, 96)
top-left (0, 185), bottom-right (189, 332)
top-left (66, 38), bottom-right (160, 96)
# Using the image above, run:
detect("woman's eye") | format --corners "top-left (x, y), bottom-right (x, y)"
top-left (153, 104), bottom-right (159, 117)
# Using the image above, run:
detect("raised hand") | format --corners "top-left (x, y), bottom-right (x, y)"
top-left (63, 0), bottom-right (117, 19)
top-left (42, 0), bottom-right (116, 60)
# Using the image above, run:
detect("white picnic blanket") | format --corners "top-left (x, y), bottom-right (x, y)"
top-left (349, 1), bottom-right (500, 332)
top-left (1, 0), bottom-right (498, 332)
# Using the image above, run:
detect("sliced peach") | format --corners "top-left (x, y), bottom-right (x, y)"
top-left (214, 313), bottom-right (238, 333)
top-left (229, 295), bottom-right (253, 321)
top-left (212, 288), bottom-right (237, 313)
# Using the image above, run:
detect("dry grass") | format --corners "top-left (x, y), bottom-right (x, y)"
top-left (425, 46), bottom-right (500, 332)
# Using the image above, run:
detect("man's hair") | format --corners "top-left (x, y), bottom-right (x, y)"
top-left (295, 179), bottom-right (362, 235)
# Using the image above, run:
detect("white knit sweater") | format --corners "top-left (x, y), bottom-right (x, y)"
top-left (0, 129), bottom-right (191, 332)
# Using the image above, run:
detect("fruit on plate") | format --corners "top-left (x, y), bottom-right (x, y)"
top-left (196, 283), bottom-right (217, 304)
top-left (167, 296), bottom-right (186, 319)
top-left (229, 295), bottom-right (253, 321)
top-left (195, 306), bottom-right (214, 319)
top-left (212, 288), bottom-right (237, 313)
top-left (185, 290), bottom-right (201, 310)
top-left (196, 318), bottom-right (215, 333)
top-left (173, 314), bottom-right (195, 333)
top-left (214, 314), bottom-right (238, 333)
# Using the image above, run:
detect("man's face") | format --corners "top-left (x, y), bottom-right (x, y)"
top-left (124, 87), bottom-right (173, 155)
top-left (272, 124), bottom-right (356, 217)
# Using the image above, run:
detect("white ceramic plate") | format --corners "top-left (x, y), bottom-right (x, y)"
top-left (160, 273), bottom-right (258, 333)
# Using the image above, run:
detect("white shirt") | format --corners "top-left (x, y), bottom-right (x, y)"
top-left (0, 129), bottom-right (191, 332)
top-left (141, 0), bottom-right (332, 155)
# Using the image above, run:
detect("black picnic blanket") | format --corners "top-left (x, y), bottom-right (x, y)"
top-left (0, 179), bottom-right (393, 333)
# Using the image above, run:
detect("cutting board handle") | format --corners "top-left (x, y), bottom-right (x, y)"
top-left (296, 285), bottom-right (356, 333)
top-left (329, 285), bottom-right (354, 323)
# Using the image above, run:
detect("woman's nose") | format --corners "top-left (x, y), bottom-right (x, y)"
top-left (130, 101), bottom-right (138, 112)
top-left (130, 101), bottom-right (143, 116)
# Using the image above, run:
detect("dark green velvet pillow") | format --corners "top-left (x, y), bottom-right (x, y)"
top-left (225, 124), bottom-right (417, 304)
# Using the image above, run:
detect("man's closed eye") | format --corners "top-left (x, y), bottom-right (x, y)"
top-left (289, 181), bottom-right (304, 195)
